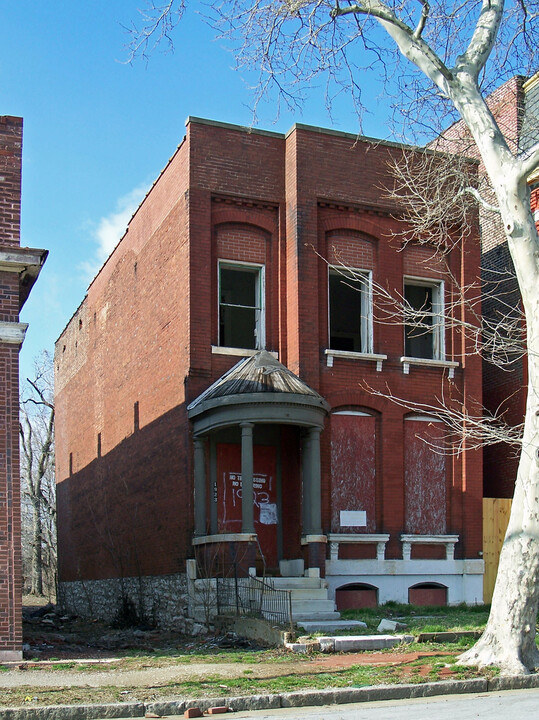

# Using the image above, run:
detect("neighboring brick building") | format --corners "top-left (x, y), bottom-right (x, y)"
top-left (436, 74), bottom-right (539, 500)
top-left (0, 116), bottom-right (47, 660)
top-left (55, 118), bottom-right (483, 626)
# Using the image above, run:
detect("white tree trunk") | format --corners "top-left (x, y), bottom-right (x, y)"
top-left (448, 76), bottom-right (539, 673)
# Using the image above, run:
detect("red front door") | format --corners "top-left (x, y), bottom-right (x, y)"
top-left (216, 443), bottom-right (278, 568)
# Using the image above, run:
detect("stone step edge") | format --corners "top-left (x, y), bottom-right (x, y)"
top-left (285, 634), bottom-right (414, 653)
top-left (3, 676), bottom-right (539, 720)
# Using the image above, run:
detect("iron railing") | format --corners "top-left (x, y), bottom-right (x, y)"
top-left (215, 574), bottom-right (293, 630)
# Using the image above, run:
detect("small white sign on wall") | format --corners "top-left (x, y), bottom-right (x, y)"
top-left (340, 510), bottom-right (367, 527)
top-left (260, 503), bottom-right (278, 525)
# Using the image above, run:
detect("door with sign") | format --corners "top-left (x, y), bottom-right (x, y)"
top-left (216, 443), bottom-right (278, 568)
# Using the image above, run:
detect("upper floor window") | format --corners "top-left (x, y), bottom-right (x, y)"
top-left (328, 267), bottom-right (372, 353)
top-left (219, 261), bottom-right (265, 350)
top-left (404, 279), bottom-right (444, 360)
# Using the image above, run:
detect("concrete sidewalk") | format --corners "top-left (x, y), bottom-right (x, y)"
top-left (2, 674), bottom-right (539, 720)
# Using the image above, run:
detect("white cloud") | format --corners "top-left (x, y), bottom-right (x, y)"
top-left (80, 183), bottom-right (148, 281)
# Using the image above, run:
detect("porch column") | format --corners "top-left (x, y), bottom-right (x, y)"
top-left (193, 435), bottom-right (207, 536)
top-left (304, 428), bottom-right (322, 535)
top-left (241, 422), bottom-right (255, 533)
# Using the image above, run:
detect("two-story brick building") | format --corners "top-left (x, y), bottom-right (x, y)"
top-left (55, 119), bottom-right (484, 628)
top-left (0, 116), bottom-right (47, 660)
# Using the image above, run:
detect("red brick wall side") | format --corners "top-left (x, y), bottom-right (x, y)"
top-left (0, 117), bottom-right (22, 247)
top-left (0, 116), bottom-right (23, 657)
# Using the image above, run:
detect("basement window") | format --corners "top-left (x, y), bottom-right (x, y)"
top-left (404, 279), bottom-right (444, 360)
top-left (219, 262), bottom-right (265, 350)
top-left (328, 267), bottom-right (372, 353)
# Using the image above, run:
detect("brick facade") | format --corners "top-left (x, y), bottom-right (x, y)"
top-left (55, 118), bottom-right (483, 615)
top-left (0, 117), bottom-right (46, 660)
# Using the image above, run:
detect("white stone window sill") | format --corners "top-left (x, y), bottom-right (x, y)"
top-left (325, 349), bottom-right (387, 371)
top-left (212, 346), bottom-right (278, 358)
top-left (400, 533), bottom-right (459, 561)
top-left (328, 533), bottom-right (390, 561)
top-left (400, 356), bottom-right (459, 379)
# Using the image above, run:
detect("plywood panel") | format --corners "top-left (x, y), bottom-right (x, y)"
top-left (483, 497), bottom-right (512, 603)
top-left (331, 413), bottom-right (376, 532)
top-left (404, 420), bottom-right (446, 534)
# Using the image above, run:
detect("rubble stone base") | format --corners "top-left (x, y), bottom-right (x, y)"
top-left (58, 573), bottom-right (201, 634)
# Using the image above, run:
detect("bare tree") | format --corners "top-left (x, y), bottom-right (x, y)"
top-left (20, 351), bottom-right (56, 598)
top-left (126, 0), bottom-right (539, 673)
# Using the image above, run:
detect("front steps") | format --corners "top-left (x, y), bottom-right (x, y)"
top-left (262, 576), bottom-right (340, 622)
top-left (191, 574), bottom-right (343, 624)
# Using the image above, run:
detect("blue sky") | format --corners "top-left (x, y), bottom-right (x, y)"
top-left (4, 2), bottom-right (393, 382)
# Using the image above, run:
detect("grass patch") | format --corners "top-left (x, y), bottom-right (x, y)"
top-left (340, 602), bottom-right (490, 635)
top-left (0, 654), bottom-right (491, 709)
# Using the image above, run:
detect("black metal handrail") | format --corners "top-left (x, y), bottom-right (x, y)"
top-left (215, 574), bottom-right (293, 630)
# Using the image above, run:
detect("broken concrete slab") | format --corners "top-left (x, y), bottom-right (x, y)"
top-left (377, 619), bottom-right (408, 633)
top-left (296, 619), bottom-right (367, 633)
top-left (333, 634), bottom-right (414, 652)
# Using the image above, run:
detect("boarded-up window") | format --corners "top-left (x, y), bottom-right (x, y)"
top-left (404, 417), bottom-right (446, 534)
top-left (331, 412), bottom-right (376, 532)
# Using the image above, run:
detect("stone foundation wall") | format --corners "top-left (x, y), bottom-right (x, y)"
top-left (58, 572), bottom-right (201, 634)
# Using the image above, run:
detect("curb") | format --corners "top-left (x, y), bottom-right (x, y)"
top-left (3, 675), bottom-right (539, 720)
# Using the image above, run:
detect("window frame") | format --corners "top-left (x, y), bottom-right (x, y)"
top-left (403, 276), bottom-right (445, 361)
top-left (217, 259), bottom-right (265, 351)
top-left (327, 265), bottom-right (373, 355)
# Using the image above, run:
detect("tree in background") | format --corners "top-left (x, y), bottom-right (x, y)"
top-left (126, 1), bottom-right (539, 673)
top-left (20, 351), bottom-right (56, 598)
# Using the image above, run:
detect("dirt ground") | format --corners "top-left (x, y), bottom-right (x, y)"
top-left (7, 602), bottom-right (460, 690)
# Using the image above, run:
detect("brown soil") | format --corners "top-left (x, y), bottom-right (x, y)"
top-left (16, 602), bottom-right (461, 688)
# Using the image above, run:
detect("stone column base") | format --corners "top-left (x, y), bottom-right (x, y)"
top-left (301, 535), bottom-right (327, 577)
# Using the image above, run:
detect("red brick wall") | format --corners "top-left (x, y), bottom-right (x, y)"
top-left (0, 117), bottom-right (22, 246)
top-left (0, 116), bottom-right (23, 659)
top-left (55, 119), bottom-right (483, 584)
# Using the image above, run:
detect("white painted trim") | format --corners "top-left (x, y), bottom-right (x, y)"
top-left (0, 249), bottom-right (45, 272)
top-left (333, 410), bottom-right (372, 416)
top-left (328, 533), bottom-right (390, 561)
top-left (0, 321), bottom-right (28, 345)
top-left (325, 349), bottom-right (387, 371)
top-left (405, 414), bottom-right (443, 422)
top-left (328, 533), bottom-right (391, 543)
top-left (326, 558), bottom-right (483, 576)
top-left (217, 258), bottom-right (265, 350)
top-left (211, 346), bottom-right (278, 358)
top-left (301, 534), bottom-right (328, 544)
top-left (400, 356), bottom-right (459, 379)
top-left (400, 534), bottom-right (459, 561)
top-left (403, 276), bottom-right (445, 361)
top-left (328, 265), bottom-right (373, 355)
top-left (192, 533), bottom-right (257, 545)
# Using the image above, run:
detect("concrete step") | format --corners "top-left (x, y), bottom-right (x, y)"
top-left (287, 588), bottom-right (329, 600)
top-left (293, 611), bottom-right (342, 621)
top-left (263, 576), bottom-right (324, 589)
top-left (291, 597), bottom-right (335, 611)
top-left (297, 619), bottom-right (367, 633)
